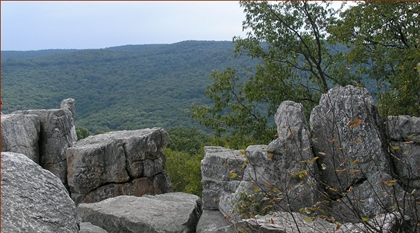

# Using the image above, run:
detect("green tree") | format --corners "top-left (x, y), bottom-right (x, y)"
top-left (76, 126), bottom-right (91, 140)
top-left (192, 1), bottom-right (358, 141)
top-left (166, 127), bottom-right (210, 155)
top-left (164, 147), bottom-right (203, 196)
top-left (329, 2), bottom-right (420, 116)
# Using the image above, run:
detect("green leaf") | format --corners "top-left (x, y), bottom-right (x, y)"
top-left (304, 217), bottom-right (314, 222)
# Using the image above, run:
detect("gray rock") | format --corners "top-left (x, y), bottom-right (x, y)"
top-left (238, 211), bottom-right (408, 233)
top-left (67, 128), bottom-right (172, 204)
top-left (330, 171), bottom-right (411, 223)
top-left (61, 98), bottom-right (76, 117)
top-left (310, 85), bottom-right (390, 196)
top-left (1, 113), bottom-right (40, 163)
top-left (266, 101), bottom-right (319, 211)
top-left (387, 115), bottom-right (420, 190)
top-left (1, 152), bottom-right (79, 233)
top-left (196, 210), bottom-right (235, 233)
top-left (77, 192), bottom-right (202, 233)
top-left (201, 146), bottom-right (246, 210)
top-left (387, 115), bottom-right (420, 142)
top-left (79, 222), bottom-right (108, 233)
top-left (219, 102), bottom-right (319, 219)
top-left (389, 142), bottom-right (420, 190)
top-left (14, 107), bottom-right (77, 186)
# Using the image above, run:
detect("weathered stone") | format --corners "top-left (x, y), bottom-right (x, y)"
top-left (201, 146), bottom-right (246, 210)
top-left (77, 192), bottom-right (202, 233)
top-left (310, 85), bottom-right (391, 196)
top-left (387, 115), bottom-right (420, 190)
top-left (67, 128), bottom-right (172, 204)
top-left (1, 113), bottom-right (40, 163)
top-left (387, 115), bottom-right (420, 142)
top-left (238, 211), bottom-right (409, 233)
top-left (13, 107), bottom-right (77, 186)
top-left (1, 152), bottom-right (79, 232)
top-left (61, 98), bottom-right (76, 118)
top-left (219, 102), bottom-right (319, 218)
top-left (196, 210), bottom-right (235, 233)
top-left (330, 171), bottom-right (412, 223)
top-left (79, 222), bottom-right (108, 233)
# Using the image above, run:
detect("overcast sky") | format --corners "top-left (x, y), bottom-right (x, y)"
top-left (1, 1), bottom-right (250, 51)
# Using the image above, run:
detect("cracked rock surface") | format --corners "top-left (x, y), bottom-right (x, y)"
top-left (1, 152), bottom-right (79, 232)
top-left (67, 127), bottom-right (172, 204)
top-left (77, 192), bottom-right (202, 233)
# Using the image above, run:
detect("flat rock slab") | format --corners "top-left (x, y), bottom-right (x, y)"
top-left (1, 152), bottom-right (79, 233)
top-left (79, 222), bottom-right (108, 233)
top-left (77, 192), bottom-right (202, 233)
top-left (196, 210), bottom-right (235, 233)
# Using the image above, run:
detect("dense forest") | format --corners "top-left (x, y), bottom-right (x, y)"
top-left (1, 41), bottom-right (258, 133)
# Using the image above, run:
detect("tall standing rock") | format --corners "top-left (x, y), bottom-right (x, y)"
top-left (310, 85), bottom-right (399, 222)
top-left (310, 85), bottom-right (390, 192)
top-left (219, 101), bottom-right (319, 219)
top-left (1, 113), bottom-right (40, 163)
top-left (67, 128), bottom-right (173, 204)
top-left (1, 152), bottom-right (79, 232)
top-left (13, 107), bottom-right (76, 187)
top-left (200, 146), bottom-right (246, 211)
top-left (266, 101), bottom-right (319, 211)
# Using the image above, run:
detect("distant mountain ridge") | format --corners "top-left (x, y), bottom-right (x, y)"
top-left (1, 40), bottom-right (259, 133)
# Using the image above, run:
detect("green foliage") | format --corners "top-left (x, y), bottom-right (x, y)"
top-left (1, 41), bottom-right (258, 133)
top-left (164, 127), bottom-right (212, 196)
top-left (166, 127), bottom-right (210, 155)
top-left (164, 147), bottom-right (203, 196)
top-left (192, 1), bottom-right (419, 143)
top-left (192, 1), bottom-right (359, 141)
top-left (329, 2), bottom-right (420, 116)
top-left (75, 126), bottom-right (91, 140)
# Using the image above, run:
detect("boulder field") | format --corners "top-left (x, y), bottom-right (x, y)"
top-left (2, 85), bottom-right (419, 232)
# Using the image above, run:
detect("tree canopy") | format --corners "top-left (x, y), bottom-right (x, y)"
top-left (192, 1), bottom-right (420, 142)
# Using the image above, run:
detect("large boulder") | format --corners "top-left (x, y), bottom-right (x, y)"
top-left (1, 152), bottom-right (79, 232)
top-left (67, 128), bottom-right (173, 204)
top-left (310, 85), bottom-right (390, 194)
top-left (387, 115), bottom-right (420, 190)
top-left (219, 101), bottom-right (319, 219)
top-left (13, 106), bottom-right (77, 187)
top-left (1, 113), bottom-right (40, 163)
top-left (77, 192), bottom-right (202, 233)
top-left (309, 85), bottom-right (404, 222)
top-left (201, 146), bottom-right (246, 210)
top-left (265, 101), bottom-right (319, 211)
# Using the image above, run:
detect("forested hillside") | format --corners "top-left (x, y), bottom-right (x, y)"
top-left (1, 41), bottom-right (258, 133)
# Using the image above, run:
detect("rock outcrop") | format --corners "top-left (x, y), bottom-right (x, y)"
top-left (79, 222), bottom-right (108, 233)
top-left (1, 152), bottom-right (79, 232)
top-left (67, 128), bottom-right (173, 204)
top-left (201, 146), bottom-right (246, 211)
top-left (196, 210), bottom-right (235, 233)
top-left (387, 115), bottom-right (420, 190)
top-left (1, 113), bottom-right (40, 163)
top-left (237, 211), bottom-right (406, 233)
top-left (201, 85), bottom-right (419, 232)
top-left (11, 99), bottom-right (77, 187)
top-left (77, 192), bottom-right (202, 233)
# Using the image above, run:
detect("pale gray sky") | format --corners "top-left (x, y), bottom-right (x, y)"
top-left (1, 1), bottom-right (353, 51)
top-left (1, 1), bottom-right (248, 51)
